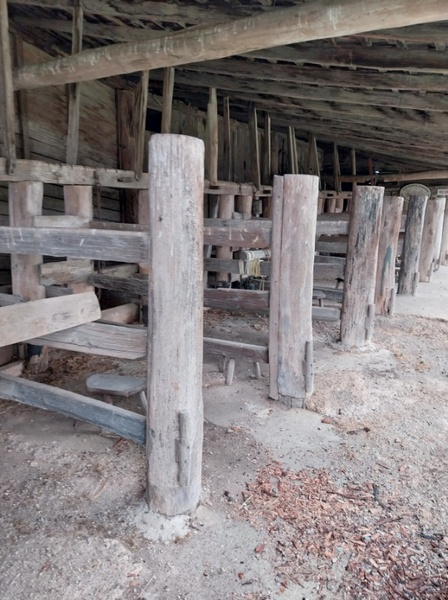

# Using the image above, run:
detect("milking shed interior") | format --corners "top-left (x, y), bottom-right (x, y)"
top-left (0, 0), bottom-right (447, 516)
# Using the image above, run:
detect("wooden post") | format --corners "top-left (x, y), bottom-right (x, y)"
top-left (397, 195), bottom-right (428, 295)
top-left (9, 181), bottom-right (48, 372)
top-left (216, 194), bottom-right (235, 284)
top-left (147, 134), bottom-right (204, 516)
top-left (236, 195), bottom-right (252, 218)
top-left (341, 185), bottom-right (384, 347)
top-left (249, 105), bottom-right (261, 189)
top-left (269, 174), bottom-right (318, 408)
top-left (375, 195), bottom-right (404, 316)
top-left (288, 126), bottom-right (298, 174)
top-left (419, 197), bottom-right (446, 281)
top-left (66, 0), bottom-right (83, 165)
top-left (64, 185), bottom-right (94, 293)
top-left (206, 88), bottom-right (218, 186)
top-left (333, 143), bottom-right (341, 193)
top-left (222, 96), bottom-right (232, 182)
top-left (262, 112), bottom-right (271, 185)
top-left (0, 0), bottom-right (16, 174)
top-left (12, 35), bottom-right (30, 160)
top-left (271, 132), bottom-right (280, 177)
top-left (161, 67), bottom-right (175, 134)
top-left (433, 196), bottom-right (446, 271)
top-left (439, 199), bottom-right (448, 266)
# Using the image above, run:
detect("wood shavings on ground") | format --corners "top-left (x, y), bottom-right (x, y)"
top-left (239, 462), bottom-right (448, 599)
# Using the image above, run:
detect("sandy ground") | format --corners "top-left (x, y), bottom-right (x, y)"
top-left (0, 271), bottom-right (447, 599)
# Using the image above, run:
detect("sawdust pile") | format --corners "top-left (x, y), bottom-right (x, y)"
top-left (240, 462), bottom-right (448, 599)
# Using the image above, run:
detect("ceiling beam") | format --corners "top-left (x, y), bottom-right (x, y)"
top-left (351, 22), bottom-right (448, 45)
top-left (12, 0), bottom-right (448, 90)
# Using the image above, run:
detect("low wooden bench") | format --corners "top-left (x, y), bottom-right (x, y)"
top-left (86, 374), bottom-right (147, 412)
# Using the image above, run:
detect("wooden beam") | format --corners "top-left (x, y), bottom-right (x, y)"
top-left (0, 226), bottom-right (149, 262)
top-left (0, 0), bottom-right (16, 173)
top-left (0, 292), bottom-right (100, 347)
top-left (40, 259), bottom-right (92, 286)
top-left (204, 218), bottom-right (271, 248)
top-left (100, 303), bottom-right (139, 324)
top-left (12, 0), bottom-right (447, 89)
top-left (383, 170), bottom-right (448, 183)
top-left (0, 373), bottom-right (146, 445)
top-left (66, 0), bottom-right (83, 165)
top-left (161, 67), bottom-right (175, 134)
top-left (204, 337), bottom-right (268, 363)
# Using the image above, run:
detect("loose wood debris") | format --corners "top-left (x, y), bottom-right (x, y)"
top-left (240, 462), bottom-right (448, 598)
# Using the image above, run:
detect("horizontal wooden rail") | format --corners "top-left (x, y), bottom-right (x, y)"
top-left (204, 219), bottom-right (272, 247)
top-left (203, 337), bottom-right (269, 362)
top-left (0, 373), bottom-right (146, 445)
top-left (204, 288), bottom-right (269, 311)
top-left (0, 226), bottom-right (148, 263)
top-left (316, 214), bottom-right (349, 236)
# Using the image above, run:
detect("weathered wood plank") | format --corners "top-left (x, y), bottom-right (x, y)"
top-left (13, 0), bottom-right (447, 89)
top-left (0, 226), bottom-right (149, 262)
top-left (40, 259), bottom-right (93, 286)
top-left (100, 303), bottom-right (139, 324)
top-left (146, 134), bottom-right (204, 516)
top-left (204, 218), bottom-right (271, 248)
top-left (203, 337), bottom-right (268, 363)
top-left (418, 197), bottom-right (446, 282)
top-left (341, 186), bottom-right (384, 347)
top-left (0, 292), bottom-right (100, 347)
top-left (398, 195), bottom-right (428, 295)
top-left (0, 373), bottom-right (146, 445)
top-left (206, 87), bottom-right (218, 186)
top-left (33, 215), bottom-right (90, 228)
top-left (204, 289), bottom-right (269, 312)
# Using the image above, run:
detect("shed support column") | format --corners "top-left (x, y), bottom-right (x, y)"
top-left (341, 185), bottom-right (384, 347)
top-left (433, 196), bottom-right (446, 271)
top-left (64, 185), bottom-right (94, 293)
top-left (397, 195), bottom-right (428, 295)
top-left (147, 134), bottom-right (204, 516)
top-left (269, 174), bottom-right (318, 408)
top-left (9, 181), bottom-right (48, 372)
top-left (236, 195), bottom-right (252, 218)
top-left (438, 199), bottom-right (448, 266)
top-left (375, 195), bottom-right (404, 316)
top-left (216, 194), bottom-right (235, 284)
top-left (418, 197), bottom-right (446, 281)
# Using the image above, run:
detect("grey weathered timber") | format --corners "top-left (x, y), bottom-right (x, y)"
top-left (316, 214), bottom-right (349, 236)
top-left (205, 257), bottom-right (343, 280)
top-left (161, 67), bottom-right (175, 133)
top-left (383, 170), bottom-right (448, 183)
top-left (40, 260), bottom-right (92, 286)
top-left (147, 134), bottom-right (204, 516)
top-left (375, 195), bottom-right (404, 316)
top-left (418, 198), bottom-right (446, 281)
top-left (203, 337), bottom-right (268, 363)
top-left (64, 185), bottom-right (94, 292)
top-left (269, 174), bottom-right (318, 407)
top-left (100, 303), bottom-right (139, 324)
top-left (204, 219), bottom-right (271, 248)
top-left (340, 186), bottom-right (384, 347)
top-left (0, 227), bottom-right (148, 263)
top-left (0, 0), bottom-right (16, 173)
top-left (33, 215), bottom-right (90, 228)
top-left (439, 200), bottom-right (448, 266)
top-left (30, 322), bottom-right (147, 360)
top-left (397, 195), bottom-right (428, 295)
top-left (86, 374), bottom-right (146, 397)
top-left (66, 0), bottom-right (83, 165)
top-left (13, 0), bottom-right (447, 89)
top-left (204, 289), bottom-right (269, 312)
top-left (236, 195), bottom-right (253, 218)
top-left (433, 197), bottom-right (446, 271)
top-left (216, 195), bottom-right (235, 283)
top-left (206, 88), bottom-right (218, 185)
top-left (0, 373), bottom-right (146, 445)
top-left (0, 292), bottom-right (101, 347)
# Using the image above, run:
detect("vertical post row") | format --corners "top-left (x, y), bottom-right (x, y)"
top-left (418, 197), bottom-right (446, 282)
top-left (147, 134), bottom-right (204, 516)
top-left (341, 185), bottom-right (384, 347)
top-left (375, 195), bottom-right (404, 316)
top-left (64, 185), bottom-right (94, 293)
top-left (397, 195), bottom-right (428, 295)
top-left (269, 174), bottom-right (318, 408)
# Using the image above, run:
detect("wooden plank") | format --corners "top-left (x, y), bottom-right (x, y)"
top-left (375, 195), bottom-right (404, 316)
top-left (382, 170), bottom-right (448, 183)
top-left (316, 214), bottom-right (349, 236)
top-left (147, 134), bottom-right (204, 516)
top-left (0, 158), bottom-right (149, 189)
top-left (203, 337), bottom-right (268, 363)
top-left (0, 292), bottom-right (100, 347)
top-left (13, 0), bottom-right (447, 88)
top-left (66, 0), bottom-right (83, 164)
top-left (161, 67), bottom-right (175, 134)
top-left (0, 226), bottom-right (149, 262)
top-left (0, 0), bottom-right (16, 173)
top-left (341, 186), bottom-right (384, 347)
top-left (0, 292), bottom-right (23, 306)
top-left (204, 218), bottom-right (271, 248)
top-left (40, 259), bottom-right (93, 286)
top-left (88, 273), bottom-right (147, 298)
top-left (100, 303), bottom-right (139, 324)
top-left (33, 215), bottom-right (90, 228)
top-left (418, 197), bottom-right (446, 282)
top-left (86, 374), bottom-right (145, 397)
top-left (0, 373), bottom-right (146, 445)
top-left (134, 70), bottom-right (149, 179)
top-left (398, 195), bottom-right (428, 295)
top-left (204, 289), bottom-right (269, 312)
top-left (30, 321), bottom-right (147, 360)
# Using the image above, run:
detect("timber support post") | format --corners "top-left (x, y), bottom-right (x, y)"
top-left (341, 185), bottom-right (384, 346)
top-left (147, 134), bottom-right (204, 516)
top-left (216, 194), bottom-right (235, 284)
top-left (64, 185), bottom-right (94, 293)
top-left (418, 196), bottom-right (446, 281)
top-left (269, 174), bottom-right (318, 408)
top-left (375, 195), bottom-right (404, 316)
top-left (397, 195), bottom-right (428, 295)
top-left (439, 197), bottom-right (448, 267)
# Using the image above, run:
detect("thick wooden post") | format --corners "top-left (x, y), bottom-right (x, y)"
top-left (206, 87), bottom-right (218, 186)
top-left (222, 96), bottom-right (232, 182)
top-left (64, 185), bottom-right (94, 293)
top-left (236, 195), bottom-right (253, 218)
top-left (66, 0), bottom-right (83, 165)
top-left (161, 67), bottom-right (175, 134)
top-left (269, 174), bottom-right (318, 408)
top-left (9, 181), bottom-right (48, 371)
top-left (397, 195), bottom-right (428, 295)
top-left (341, 186), bottom-right (384, 347)
top-left (262, 112), bottom-right (271, 185)
top-left (147, 134), bottom-right (204, 516)
top-left (375, 195), bottom-right (404, 316)
top-left (216, 194), bottom-right (235, 284)
top-left (433, 196), bottom-right (446, 271)
top-left (249, 105), bottom-right (261, 189)
top-left (418, 197), bottom-right (446, 281)
top-left (439, 199), bottom-right (448, 266)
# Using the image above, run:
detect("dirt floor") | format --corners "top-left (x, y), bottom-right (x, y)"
top-left (1, 272), bottom-right (448, 599)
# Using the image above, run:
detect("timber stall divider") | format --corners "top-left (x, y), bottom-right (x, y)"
top-left (0, 134), bottom-right (386, 515)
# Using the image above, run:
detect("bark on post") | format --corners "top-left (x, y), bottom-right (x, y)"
top-left (418, 197), bottom-right (446, 282)
top-left (9, 181), bottom-right (48, 372)
top-left (269, 174), bottom-right (318, 408)
top-left (439, 199), bottom-right (448, 266)
top-left (216, 194), bottom-right (235, 284)
top-left (147, 134), bottom-right (204, 516)
top-left (375, 195), bottom-right (404, 316)
top-left (341, 185), bottom-right (384, 347)
top-left (397, 195), bottom-right (428, 295)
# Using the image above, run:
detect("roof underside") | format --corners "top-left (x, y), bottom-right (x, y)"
top-left (7, 0), bottom-right (448, 173)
